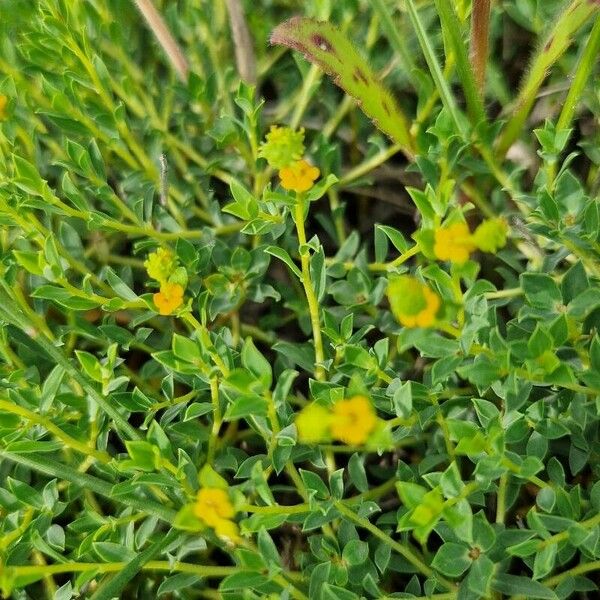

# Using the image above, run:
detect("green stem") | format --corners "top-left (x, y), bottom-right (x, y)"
top-left (543, 559), bottom-right (600, 588)
top-left (551, 35), bottom-right (600, 184)
top-left (406, 0), bottom-right (466, 137)
top-left (89, 529), bottom-right (181, 600)
top-left (0, 399), bottom-right (110, 463)
top-left (334, 501), bottom-right (457, 591)
top-left (294, 194), bottom-right (326, 381)
top-left (496, 473), bottom-right (508, 524)
top-left (556, 16), bottom-right (600, 134)
top-left (207, 377), bottom-right (222, 463)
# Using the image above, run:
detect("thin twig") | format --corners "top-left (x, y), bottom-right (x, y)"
top-left (134, 0), bottom-right (189, 82)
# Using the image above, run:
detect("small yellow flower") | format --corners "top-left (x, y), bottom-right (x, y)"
top-left (387, 275), bottom-right (440, 328)
top-left (433, 222), bottom-right (476, 264)
top-left (213, 518), bottom-right (242, 544)
top-left (279, 159), bottom-right (320, 193)
top-left (0, 95), bottom-right (7, 120)
top-left (145, 248), bottom-right (177, 283)
top-left (331, 395), bottom-right (377, 445)
top-left (194, 488), bottom-right (241, 544)
top-left (153, 282), bottom-right (184, 315)
top-left (194, 488), bottom-right (235, 526)
top-left (258, 125), bottom-right (305, 169)
top-left (295, 403), bottom-right (332, 444)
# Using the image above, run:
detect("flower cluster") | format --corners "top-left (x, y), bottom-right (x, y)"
top-left (296, 395), bottom-right (378, 445)
top-left (193, 487), bottom-right (240, 544)
top-left (387, 275), bottom-right (440, 328)
top-left (144, 248), bottom-right (186, 315)
top-left (433, 218), bottom-right (508, 264)
top-left (258, 125), bottom-right (320, 193)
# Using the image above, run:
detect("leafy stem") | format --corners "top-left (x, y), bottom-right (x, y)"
top-left (294, 193), bottom-right (326, 381)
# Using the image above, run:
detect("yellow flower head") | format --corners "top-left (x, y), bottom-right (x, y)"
top-left (153, 282), bottom-right (184, 315)
top-left (473, 218), bottom-right (508, 253)
top-left (387, 275), bottom-right (440, 328)
top-left (145, 248), bottom-right (177, 283)
top-left (213, 518), bottom-right (242, 545)
top-left (433, 222), bottom-right (476, 264)
top-left (279, 159), bottom-right (320, 193)
top-left (194, 488), bottom-right (240, 544)
top-left (0, 95), bottom-right (7, 120)
top-left (331, 395), bottom-right (377, 445)
top-left (194, 487), bottom-right (235, 527)
top-left (258, 125), bottom-right (305, 169)
top-left (295, 403), bottom-right (332, 444)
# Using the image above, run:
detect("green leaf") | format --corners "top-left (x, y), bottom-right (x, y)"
top-left (299, 469), bottom-right (330, 500)
top-left (468, 556), bottom-right (496, 597)
top-left (241, 337), bottom-right (272, 389)
top-left (521, 273), bottom-right (562, 310)
top-left (224, 393), bottom-right (268, 420)
top-left (348, 453), bottom-right (369, 493)
top-left (75, 350), bottom-right (103, 382)
top-left (264, 246), bottom-right (302, 279)
top-left (533, 544), bottom-right (557, 580)
top-left (124, 440), bottom-right (160, 472)
top-left (342, 539), bottom-right (369, 565)
top-left (271, 18), bottom-right (413, 152)
top-left (103, 267), bottom-right (138, 301)
top-left (431, 542), bottom-right (472, 578)
top-left (493, 574), bottom-right (558, 599)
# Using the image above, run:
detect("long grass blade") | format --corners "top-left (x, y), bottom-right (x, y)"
top-left (496, 0), bottom-right (599, 158)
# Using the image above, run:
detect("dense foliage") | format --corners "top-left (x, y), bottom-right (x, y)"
top-left (0, 1), bottom-right (600, 599)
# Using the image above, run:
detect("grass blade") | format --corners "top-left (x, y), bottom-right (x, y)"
top-left (404, 0), bottom-right (467, 136)
top-left (496, 0), bottom-right (599, 158)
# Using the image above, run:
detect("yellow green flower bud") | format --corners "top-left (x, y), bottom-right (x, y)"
top-left (144, 248), bottom-right (177, 283)
top-left (258, 125), bottom-right (305, 169)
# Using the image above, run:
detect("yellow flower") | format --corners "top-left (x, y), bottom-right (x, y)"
top-left (194, 488), bottom-right (235, 526)
top-left (153, 282), bottom-right (184, 315)
top-left (194, 488), bottom-right (241, 545)
top-left (145, 248), bottom-right (177, 283)
top-left (295, 403), bottom-right (332, 444)
top-left (0, 95), bottom-right (7, 120)
top-left (258, 125), bottom-right (305, 169)
top-left (433, 222), bottom-right (476, 264)
top-left (387, 275), bottom-right (440, 328)
top-left (473, 218), bottom-right (508, 253)
top-left (213, 518), bottom-right (242, 544)
top-left (279, 159), bottom-right (320, 193)
top-left (331, 395), bottom-right (377, 445)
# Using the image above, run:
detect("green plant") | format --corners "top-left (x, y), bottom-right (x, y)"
top-left (1, 1), bottom-right (600, 599)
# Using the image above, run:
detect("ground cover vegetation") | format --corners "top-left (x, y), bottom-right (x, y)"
top-left (0, 0), bottom-right (600, 598)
